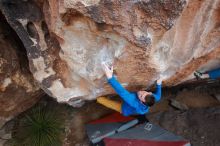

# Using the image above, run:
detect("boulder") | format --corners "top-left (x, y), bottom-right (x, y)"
top-left (0, 0), bottom-right (219, 106)
top-left (0, 13), bottom-right (43, 127)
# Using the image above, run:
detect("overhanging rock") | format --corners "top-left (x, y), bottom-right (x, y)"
top-left (0, 0), bottom-right (220, 106)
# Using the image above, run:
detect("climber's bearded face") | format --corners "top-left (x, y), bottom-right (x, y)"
top-left (137, 91), bottom-right (152, 103)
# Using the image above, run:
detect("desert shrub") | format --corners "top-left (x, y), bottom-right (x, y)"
top-left (12, 105), bottom-right (64, 146)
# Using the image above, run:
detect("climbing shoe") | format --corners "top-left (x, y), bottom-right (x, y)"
top-left (194, 71), bottom-right (203, 80)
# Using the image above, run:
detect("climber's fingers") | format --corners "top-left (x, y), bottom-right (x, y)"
top-left (101, 62), bottom-right (108, 71)
top-left (102, 62), bottom-right (113, 72)
top-left (110, 66), bottom-right (113, 72)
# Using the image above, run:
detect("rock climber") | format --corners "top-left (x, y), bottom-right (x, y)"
top-left (97, 62), bottom-right (164, 117)
top-left (194, 68), bottom-right (220, 80)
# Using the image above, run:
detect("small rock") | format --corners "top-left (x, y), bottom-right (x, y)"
top-left (170, 99), bottom-right (189, 110)
top-left (213, 93), bottom-right (220, 102)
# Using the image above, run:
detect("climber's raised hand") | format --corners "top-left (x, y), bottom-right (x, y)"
top-left (102, 62), bottom-right (113, 79)
top-left (157, 74), bottom-right (168, 84)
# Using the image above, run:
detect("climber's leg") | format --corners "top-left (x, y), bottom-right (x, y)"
top-left (97, 96), bottom-right (122, 113)
top-left (207, 68), bottom-right (220, 79)
top-left (194, 71), bottom-right (210, 79)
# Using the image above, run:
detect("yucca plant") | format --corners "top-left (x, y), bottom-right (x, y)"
top-left (12, 105), bottom-right (64, 146)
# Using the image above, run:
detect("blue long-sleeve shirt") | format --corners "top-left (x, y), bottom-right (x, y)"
top-left (108, 76), bottom-right (162, 116)
top-left (208, 68), bottom-right (220, 79)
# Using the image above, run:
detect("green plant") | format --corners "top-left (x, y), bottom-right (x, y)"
top-left (12, 105), bottom-right (64, 146)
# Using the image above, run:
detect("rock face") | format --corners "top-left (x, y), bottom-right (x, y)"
top-left (0, 0), bottom-right (220, 106)
top-left (0, 13), bottom-right (43, 127)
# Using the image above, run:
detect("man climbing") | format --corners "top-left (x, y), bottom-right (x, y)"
top-left (97, 62), bottom-right (164, 117)
top-left (194, 68), bottom-right (220, 80)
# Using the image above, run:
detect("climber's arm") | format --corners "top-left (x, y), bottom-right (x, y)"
top-left (108, 76), bottom-right (132, 100)
top-left (208, 68), bottom-right (220, 79)
top-left (152, 78), bottom-right (162, 102)
top-left (102, 62), bottom-right (131, 98)
top-left (108, 76), bottom-right (139, 108)
top-left (102, 62), bottom-right (138, 108)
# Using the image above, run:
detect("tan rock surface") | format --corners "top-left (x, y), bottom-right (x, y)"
top-left (0, 0), bottom-right (220, 106)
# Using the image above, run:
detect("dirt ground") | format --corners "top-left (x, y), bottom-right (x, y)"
top-left (63, 81), bottom-right (220, 146)
top-left (2, 81), bottom-right (220, 146)
top-left (148, 107), bottom-right (220, 146)
top-left (69, 106), bottom-right (220, 146)
top-left (148, 81), bottom-right (220, 146)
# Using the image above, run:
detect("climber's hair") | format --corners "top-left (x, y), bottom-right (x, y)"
top-left (143, 94), bottom-right (155, 107)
